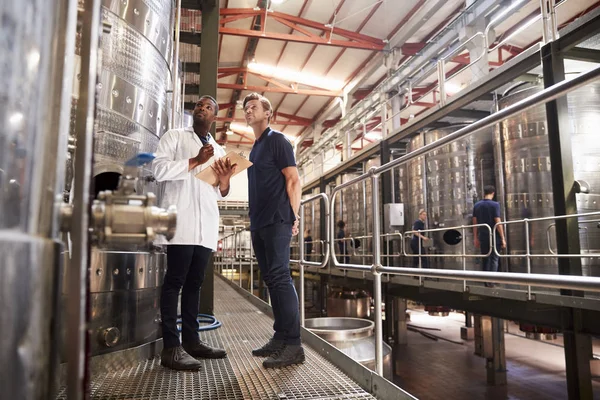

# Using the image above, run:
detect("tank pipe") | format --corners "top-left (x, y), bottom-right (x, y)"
top-left (171, 0), bottom-right (182, 128)
top-left (67, 0), bottom-right (102, 398)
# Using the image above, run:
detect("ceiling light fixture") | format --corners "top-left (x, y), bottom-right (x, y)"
top-left (247, 61), bottom-right (345, 91)
top-left (230, 122), bottom-right (254, 136)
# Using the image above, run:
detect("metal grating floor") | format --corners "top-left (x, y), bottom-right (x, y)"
top-left (57, 274), bottom-right (376, 400)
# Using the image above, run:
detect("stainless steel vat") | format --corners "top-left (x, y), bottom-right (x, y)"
top-left (65, 0), bottom-right (175, 358)
top-left (496, 83), bottom-right (600, 279)
top-left (327, 289), bottom-right (371, 318)
top-left (305, 317), bottom-right (392, 380)
top-left (402, 126), bottom-right (495, 269)
top-left (88, 249), bottom-right (166, 355)
top-left (1, 0), bottom-right (77, 398)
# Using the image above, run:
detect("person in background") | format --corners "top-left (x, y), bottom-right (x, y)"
top-left (304, 229), bottom-right (313, 262)
top-left (152, 95), bottom-right (234, 370)
top-left (243, 92), bottom-right (305, 368)
top-left (473, 185), bottom-right (507, 287)
top-left (336, 220), bottom-right (350, 264)
top-left (410, 209), bottom-right (430, 268)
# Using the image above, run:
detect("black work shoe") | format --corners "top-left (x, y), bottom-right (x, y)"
top-left (160, 346), bottom-right (202, 371)
top-left (251, 338), bottom-right (285, 357)
top-left (263, 345), bottom-right (305, 368)
top-left (183, 339), bottom-right (227, 359)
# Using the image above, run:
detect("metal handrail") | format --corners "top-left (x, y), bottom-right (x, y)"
top-left (297, 193), bottom-right (330, 326)
top-left (402, 223), bottom-right (493, 258)
top-left (493, 211), bottom-right (600, 258)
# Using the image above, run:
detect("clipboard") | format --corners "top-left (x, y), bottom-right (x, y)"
top-left (195, 151), bottom-right (253, 186)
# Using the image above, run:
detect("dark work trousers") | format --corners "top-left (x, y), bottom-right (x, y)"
top-left (479, 236), bottom-right (500, 273)
top-left (252, 222), bottom-right (301, 345)
top-left (161, 244), bottom-right (212, 349)
top-left (411, 242), bottom-right (429, 268)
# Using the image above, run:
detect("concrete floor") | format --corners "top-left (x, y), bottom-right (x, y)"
top-left (392, 308), bottom-right (600, 400)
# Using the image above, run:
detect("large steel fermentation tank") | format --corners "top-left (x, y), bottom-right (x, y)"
top-left (68, 0), bottom-right (175, 356)
top-left (496, 83), bottom-right (600, 279)
top-left (1, 0), bottom-right (78, 398)
top-left (305, 317), bottom-right (392, 380)
top-left (338, 157), bottom-right (380, 265)
top-left (401, 126), bottom-right (495, 269)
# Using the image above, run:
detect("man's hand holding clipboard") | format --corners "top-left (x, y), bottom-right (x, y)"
top-left (195, 151), bottom-right (253, 186)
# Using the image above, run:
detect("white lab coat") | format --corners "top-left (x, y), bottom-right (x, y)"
top-left (152, 126), bottom-right (227, 250)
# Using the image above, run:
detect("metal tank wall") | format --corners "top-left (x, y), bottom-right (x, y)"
top-left (68, 0), bottom-right (174, 356)
top-left (496, 83), bottom-right (600, 278)
top-left (0, 0), bottom-right (78, 398)
top-left (402, 126), bottom-right (495, 269)
top-left (338, 158), bottom-right (380, 266)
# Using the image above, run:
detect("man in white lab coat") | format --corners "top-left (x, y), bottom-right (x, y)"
top-left (153, 95), bottom-right (236, 371)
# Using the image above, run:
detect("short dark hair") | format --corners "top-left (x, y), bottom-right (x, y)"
top-left (484, 185), bottom-right (496, 196)
top-left (198, 95), bottom-right (219, 114)
top-left (337, 220), bottom-right (345, 229)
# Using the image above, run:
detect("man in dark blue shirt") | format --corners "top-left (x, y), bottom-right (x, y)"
top-left (472, 185), bottom-right (507, 286)
top-left (336, 220), bottom-right (350, 264)
top-left (410, 209), bottom-right (430, 268)
top-left (244, 92), bottom-right (304, 369)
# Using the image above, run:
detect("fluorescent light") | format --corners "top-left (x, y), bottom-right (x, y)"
top-left (270, 0), bottom-right (289, 4)
top-left (364, 132), bottom-right (382, 141)
top-left (445, 82), bottom-right (461, 95)
top-left (248, 61), bottom-right (344, 91)
top-left (230, 122), bottom-right (254, 135)
top-left (226, 130), bottom-right (234, 136)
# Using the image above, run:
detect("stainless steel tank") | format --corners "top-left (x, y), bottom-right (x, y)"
top-left (305, 317), bottom-right (392, 380)
top-left (327, 289), bottom-right (371, 318)
top-left (496, 83), bottom-right (600, 279)
top-left (402, 126), bottom-right (495, 269)
top-left (1, 0), bottom-right (77, 398)
top-left (68, 0), bottom-right (174, 356)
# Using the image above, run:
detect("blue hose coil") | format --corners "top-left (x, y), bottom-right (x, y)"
top-left (176, 313), bottom-right (222, 332)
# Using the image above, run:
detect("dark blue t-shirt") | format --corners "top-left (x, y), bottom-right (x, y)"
top-left (248, 128), bottom-right (296, 231)
top-left (411, 219), bottom-right (425, 248)
top-left (473, 199), bottom-right (501, 242)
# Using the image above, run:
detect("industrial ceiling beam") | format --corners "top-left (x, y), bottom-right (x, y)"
top-left (186, 83), bottom-right (341, 97)
top-left (218, 8), bottom-right (385, 50)
top-left (215, 117), bottom-right (311, 126)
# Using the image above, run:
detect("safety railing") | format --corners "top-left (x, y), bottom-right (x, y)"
top-left (291, 193), bottom-right (331, 325)
top-left (402, 224), bottom-right (492, 290)
top-left (492, 211), bottom-right (600, 299)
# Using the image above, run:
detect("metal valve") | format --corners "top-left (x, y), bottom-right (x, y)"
top-left (61, 153), bottom-right (177, 248)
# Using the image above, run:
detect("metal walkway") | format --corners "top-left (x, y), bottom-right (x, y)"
top-left (58, 275), bottom-right (381, 400)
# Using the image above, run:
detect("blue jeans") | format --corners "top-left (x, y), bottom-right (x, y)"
top-left (479, 238), bottom-right (499, 273)
top-left (252, 222), bottom-right (301, 345)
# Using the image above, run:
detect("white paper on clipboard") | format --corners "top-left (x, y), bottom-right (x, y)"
top-left (195, 151), bottom-right (252, 186)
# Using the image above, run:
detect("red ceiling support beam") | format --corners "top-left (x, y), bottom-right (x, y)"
top-left (219, 27), bottom-right (384, 50)
top-left (401, 42), bottom-right (427, 56)
top-left (219, 8), bottom-right (385, 50)
top-left (217, 83), bottom-right (341, 96)
top-left (216, 117), bottom-right (311, 126)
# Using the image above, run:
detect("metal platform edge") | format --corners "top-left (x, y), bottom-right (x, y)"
top-left (214, 272), bottom-right (417, 400)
